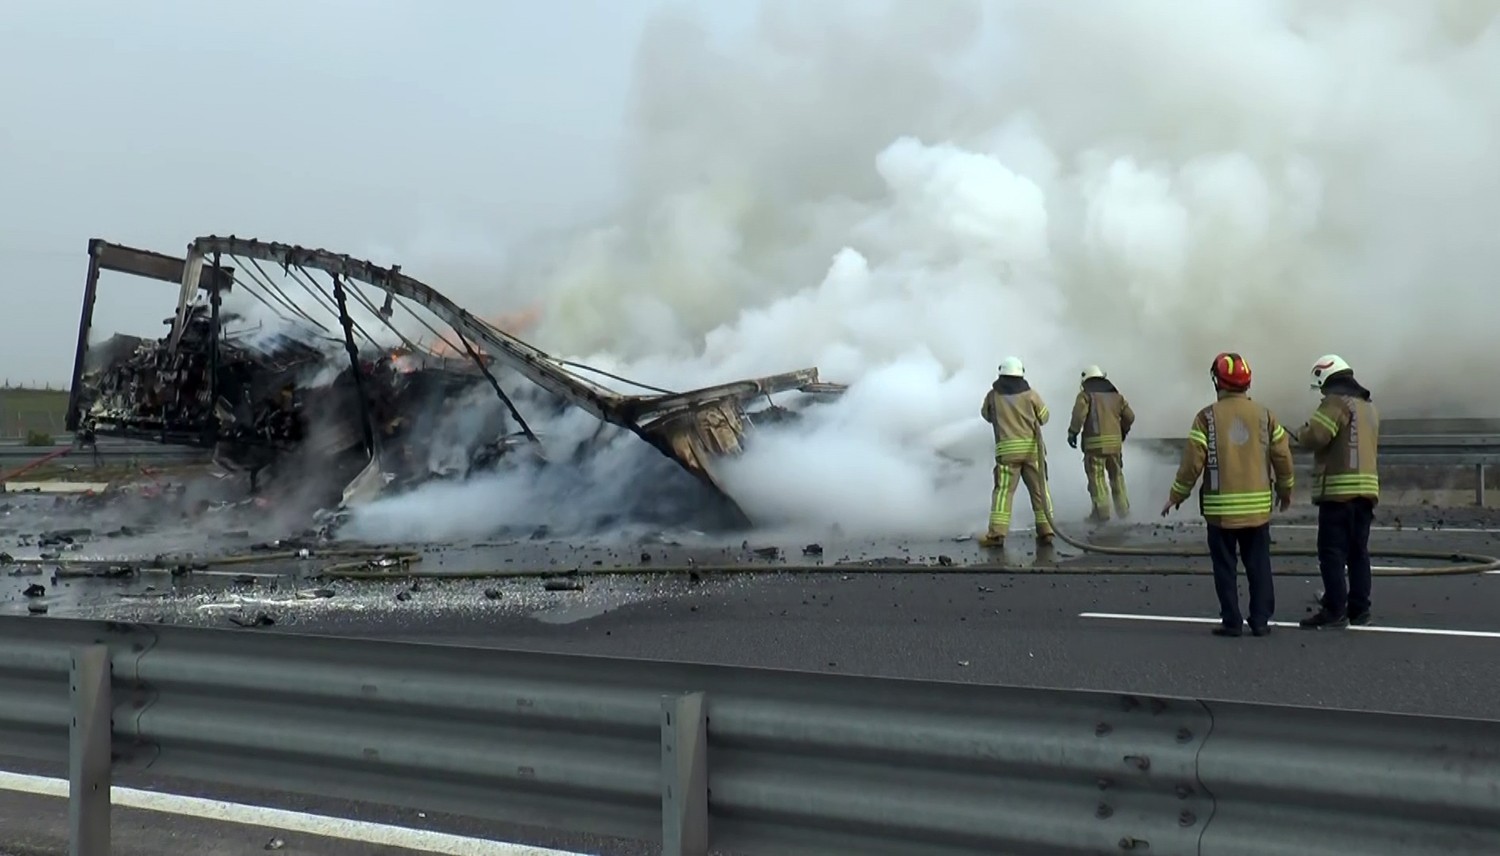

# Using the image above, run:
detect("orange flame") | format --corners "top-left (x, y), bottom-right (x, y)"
top-left (431, 302), bottom-right (544, 357)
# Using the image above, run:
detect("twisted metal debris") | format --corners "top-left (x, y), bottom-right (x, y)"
top-left (66, 237), bottom-right (846, 527)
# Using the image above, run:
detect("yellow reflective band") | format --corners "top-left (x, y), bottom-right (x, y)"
top-left (1311, 410), bottom-right (1339, 433)
top-left (990, 466), bottom-right (1012, 525)
top-left (1187, 429), bottom-right (1208, 448)
top-left (995, 439), bottom-right (1038, 456)
top-left (1271, 425), bottom-right (1286, 442)
top-left (1083, 434), bottom-right (1123, 450)
top-left (1202, 490), bottom-right (1274, 513)
top-left (1318, 473), bottom-right (1380, 492)
top-left (1202, 495), bottom-right (1275, 506)
top-left (1203, 505), bottom-right (1274, 516)
top-left (1037, 407), bottom-right (1050, 421)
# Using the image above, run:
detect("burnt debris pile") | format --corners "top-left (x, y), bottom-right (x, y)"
top-left (64, 237), bottom-right (846, 534)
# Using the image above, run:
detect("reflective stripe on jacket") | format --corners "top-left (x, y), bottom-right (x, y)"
top-left (1296, 380), bottom-right (1380, 504)
top-left (1169, 391), bottom-right (1295, 528)
top-left (1068, 379), bottom-right (1136, 454)
top-left (982, 382), bottom-right (1050, 464)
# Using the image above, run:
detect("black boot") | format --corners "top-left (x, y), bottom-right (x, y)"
top-left (1299, 610), bottom-right (1349, 630)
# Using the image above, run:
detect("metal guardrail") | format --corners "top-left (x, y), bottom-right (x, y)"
top-left (1139, 434), bottom-right (1500, 466)
top-left (1380, 417), bottom-right (1500, 435)
top-left (0, 437), bottom-right (210, 466)
top-left (1139, 417), bottom-right (1500, 461)
top-left (1137, 432), bottom-right (1498, 507)
top-left (1140, 425), bottom-right (1494, 506)
top-left (0, 617), bottom-right (1497, 856)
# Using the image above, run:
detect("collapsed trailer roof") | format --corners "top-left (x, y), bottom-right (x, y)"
top-left (67, 237), bottom-right (847, 527)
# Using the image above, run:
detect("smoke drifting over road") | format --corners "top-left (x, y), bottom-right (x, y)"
top-left (348, 0), bottom-right (1500, 542)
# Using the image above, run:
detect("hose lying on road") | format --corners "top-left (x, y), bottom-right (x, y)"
top-left (1029, 430), bottom-right (1500, 576)
top-left (3, 548), bottom-right (424, 578)
top-left (3, 432), bottom-right (1496, 580)
top-left (0, 447), bottom-right (73, 483)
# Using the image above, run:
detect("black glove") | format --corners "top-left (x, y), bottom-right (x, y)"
top-left (1067, 433), bottom-right (1078, 449)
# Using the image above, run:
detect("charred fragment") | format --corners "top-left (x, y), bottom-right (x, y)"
top-left (68, 235), bottom-right (847, 530)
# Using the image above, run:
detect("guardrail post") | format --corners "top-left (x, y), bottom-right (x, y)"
top-left (661, 692), bottom-right (708, 856)
top-left (1477, 464), bottom-right (1487, 507)
top-left (70, 645), bottom-right (111, 856)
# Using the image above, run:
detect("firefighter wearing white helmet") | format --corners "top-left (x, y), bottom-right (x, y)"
top-left (1296, 353), bottom-right (1380, 630)
top-left (979, 355), bottom-right (1054, 548)
top-left (1309, 354), bottom-right (1351, 389)
top-left (1067, 364), bottom-right (1136, 523)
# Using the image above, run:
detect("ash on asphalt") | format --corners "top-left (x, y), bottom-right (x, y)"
top-left (4, 488), bottom-right (1499, 641)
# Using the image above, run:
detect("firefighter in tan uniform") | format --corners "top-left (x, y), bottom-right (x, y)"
top-left (1161, 353), bottom-right (1295, 637)
top-left (1296, 354), bottom-right (1380, 630)
top-left (979, 356), bottom-right (1055, 549)
top-left (1067, 365), bottom-right (1136, 522)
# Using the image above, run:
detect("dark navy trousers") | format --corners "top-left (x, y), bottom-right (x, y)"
top-left (1316, 498), bottom-right (1375, 618)
top-left (1207, 523), bottom-right (1274, 629)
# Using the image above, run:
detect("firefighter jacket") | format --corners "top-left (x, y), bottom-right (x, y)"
top-left (981, 376), bottom-right (1050, 464)
top-left (1068, 377), bottom-right (1136, 455)
top-left (1296, 374), bottom-right (1380, 504)
top-left (1169, 390), bottom-right (1296, 528)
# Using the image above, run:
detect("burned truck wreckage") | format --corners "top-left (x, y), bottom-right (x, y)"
top-left (65, 237), bottom-right (846, 532)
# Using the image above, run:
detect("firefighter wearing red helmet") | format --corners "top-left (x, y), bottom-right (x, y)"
top-left (1161, 352), bottom-right (1296, 637)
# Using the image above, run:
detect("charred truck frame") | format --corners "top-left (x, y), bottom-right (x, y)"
top-left (65, 236), bottom-right (846, 527)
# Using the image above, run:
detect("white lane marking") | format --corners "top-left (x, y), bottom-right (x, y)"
top-left (1079, 612), bottom-right (1500, 639)
top-left (195, 595), bottom-right (322, 612)
top-left (0, 771), bottom-right (589, 856)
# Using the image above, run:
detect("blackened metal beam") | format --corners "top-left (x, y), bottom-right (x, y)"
top-left (64, 248), bottom-right (104, 433)
top-left (330, 275), bottom-right (377, 459)
top-left (67, 240), bottom-right (235, 432)
top-left (94, 239), bottom-right (233, 291)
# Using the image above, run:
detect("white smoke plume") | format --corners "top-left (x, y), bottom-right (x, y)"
top-left (346, 0), bottom-right (1500, 543)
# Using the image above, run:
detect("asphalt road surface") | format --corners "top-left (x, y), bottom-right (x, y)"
top-left (164, 533), bottom-right (1500, 720)
top-left (2, 500), bottom-right (1499, 855)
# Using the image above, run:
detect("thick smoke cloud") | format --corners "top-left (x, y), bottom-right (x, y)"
top-left (347, 0), bottom-right (1500, 542)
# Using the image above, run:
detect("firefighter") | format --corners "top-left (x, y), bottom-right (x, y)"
top-left (979, 356), bottom-right (1054, 549)
top-left (1161, 353), bottom-right (1295, 637)
top-left (1296, 354), bottom-right (1380, 630)
top-left (1067, 365), bottom-right (1136, 522)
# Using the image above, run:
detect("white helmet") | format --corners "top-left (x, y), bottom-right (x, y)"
top-left (998, 356), bottom-right (1025, 377)
top-left (1081, 364), bottom-right (1106, 381)
top-left (1310, 354), bottom-right (1351, 390)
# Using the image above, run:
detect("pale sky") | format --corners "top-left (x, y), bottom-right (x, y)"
top-left (0, 0), bottom-right (756, 386)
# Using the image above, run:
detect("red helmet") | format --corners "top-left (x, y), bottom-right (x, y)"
top-left (1210, 352), bottom-right (1252, 390)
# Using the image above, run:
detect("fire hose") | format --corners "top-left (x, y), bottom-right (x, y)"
top-left (2, 548), bottom-right (425, 579)
top-left (3, 427), bottom-right (1495, 581)
top-left (0, 447), bottom-right (72, 484)
top-left (1029, 427), bottom-right (1500, 576)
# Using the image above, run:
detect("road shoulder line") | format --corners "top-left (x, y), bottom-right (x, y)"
top-left (1079, 612), bottom-right (1500, 638)
top-left (0, 770), bottom-right (587, 856)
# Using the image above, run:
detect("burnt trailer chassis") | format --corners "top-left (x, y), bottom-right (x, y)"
top-left (65, 237), bottom-right (846, 526)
